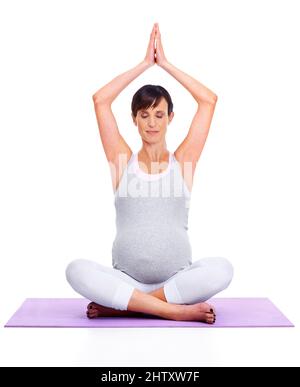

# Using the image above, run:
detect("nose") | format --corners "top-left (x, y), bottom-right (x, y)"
top-left (147, 117), bottom-right (157, 126)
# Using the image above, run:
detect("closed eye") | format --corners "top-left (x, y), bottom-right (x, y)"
top-left (141, 115), bottom-right (163, 119)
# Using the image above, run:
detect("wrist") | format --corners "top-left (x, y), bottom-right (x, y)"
top-left (159, 60), bottom-right (169, 69)
top-left (142, 59), bottom-right (154, 69)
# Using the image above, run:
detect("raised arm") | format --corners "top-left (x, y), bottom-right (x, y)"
top-left (92, 25), bottom-right (157, 192)
top-left (93, 60), bottom-right (151, 106)
top-left (92, 24), bottom-right (157, 164)
top-left (155, 24), bottom-right (218, 187)
top-left (92, 60), bottom-right (151, 166)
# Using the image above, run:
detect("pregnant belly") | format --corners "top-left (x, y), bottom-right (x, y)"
top-left (112, 228), bottom-right (192, 284)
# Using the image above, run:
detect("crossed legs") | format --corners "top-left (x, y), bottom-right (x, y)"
top-left (66, 256), bottom-right (234, 323)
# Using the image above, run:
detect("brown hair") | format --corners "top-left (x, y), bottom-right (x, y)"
top-left (131, 84), bottom-right (173, 118)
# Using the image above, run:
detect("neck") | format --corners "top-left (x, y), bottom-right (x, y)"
top-left (139, 142), bottom-right (169, 162)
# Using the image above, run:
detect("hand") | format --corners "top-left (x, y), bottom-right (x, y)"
top-left (144, 24), bottom-right (156, 67)
top-left (154, 23), bottom-right (168, 67)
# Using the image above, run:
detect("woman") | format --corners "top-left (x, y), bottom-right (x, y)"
top-left (65, 23), bottom-right (234, 323)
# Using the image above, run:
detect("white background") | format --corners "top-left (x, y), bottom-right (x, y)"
top-left (0, 0), bottom-right (299, 366)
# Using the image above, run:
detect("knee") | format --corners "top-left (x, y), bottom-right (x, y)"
top-left (215, 257), bottom-right (234, 289)
top-left (65, 258), bottom-right (88, 285)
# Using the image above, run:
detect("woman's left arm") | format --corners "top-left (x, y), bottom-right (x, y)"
top-left (155, 23), bottom-right (217, 104)
top-left (161, 61), bottom-right (218, 104)
top-left (155, 23), bottom-right (218, 184)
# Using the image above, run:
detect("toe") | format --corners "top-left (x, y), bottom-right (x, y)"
top-left (209, 305), bottom-right (216, 314)
top-left (87, 302), bottom-right (95, 309)
top-left (206, 310), bottom-right (215, 318)
top-left (206, 313), bottom-right (215, 323)
top-left (87, 310), bottom-right (98, 319)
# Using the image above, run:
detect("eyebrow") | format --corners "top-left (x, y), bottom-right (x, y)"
top-left (140, 110), bottom-right (165, 113)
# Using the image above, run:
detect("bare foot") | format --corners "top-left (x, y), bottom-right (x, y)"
top-left (175, 302), bottom-right (216, 324)
top-left (86, 301), bottom-right (216, 323)
top-left (86, 302), bottom-right (146, 319)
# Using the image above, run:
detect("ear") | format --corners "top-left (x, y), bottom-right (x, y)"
top-left (131, 113), bottom-right (137, 126)
top-left (168, 111), bottom-right (174, 124)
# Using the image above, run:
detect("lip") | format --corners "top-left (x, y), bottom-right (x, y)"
top-left (146, 131), bottom-right (159, 134)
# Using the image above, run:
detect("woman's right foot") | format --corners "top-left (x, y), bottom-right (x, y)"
top-left (174, 302), bottom-right (216, 324)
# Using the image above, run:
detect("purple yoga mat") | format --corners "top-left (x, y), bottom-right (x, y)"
top-left (4, 297), bottom-right (294, 328)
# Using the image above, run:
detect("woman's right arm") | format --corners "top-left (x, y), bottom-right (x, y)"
top-left (93, 61), bottom-right (154, 195)
top-left (93, 60), bottom-right (151, 104)
top-left (92, 61), bottom-right (151, 175)
top-left (93, 23), bottom-right (156, 104)
top-left (92, 25), bottom-right (156, 193)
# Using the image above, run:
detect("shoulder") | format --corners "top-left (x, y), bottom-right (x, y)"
top-left (110, 149), bottom-right (134, 193)
top-left (173, 150), bottom-right (196, 193)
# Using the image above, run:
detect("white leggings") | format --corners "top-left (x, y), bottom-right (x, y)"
top-left (65, 257), bottom-right (234, 311)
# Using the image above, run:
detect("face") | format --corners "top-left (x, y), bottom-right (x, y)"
top-left (132, 98), bottom-right (174, 143)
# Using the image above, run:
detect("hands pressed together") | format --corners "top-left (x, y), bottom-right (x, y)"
top-left (144, 23), bottom-right (168, 68)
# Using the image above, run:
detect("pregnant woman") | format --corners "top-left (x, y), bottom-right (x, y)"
top-left (65, 23), bottom-right (234, 323)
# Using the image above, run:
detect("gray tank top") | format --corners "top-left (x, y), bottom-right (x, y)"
top-left (112, 151), bottom-right (193, 284)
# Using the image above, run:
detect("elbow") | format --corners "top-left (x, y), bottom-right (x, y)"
top-left (92, 93), bottom-right (113, 105)
top-left (92, 93), bottom-right (103, 104)
top-left (196, 94), bottom-right (218, 105)
top-left (92, 89), bottom-right (106, 104)
top-left (211, 94), bottom-right (218, 104)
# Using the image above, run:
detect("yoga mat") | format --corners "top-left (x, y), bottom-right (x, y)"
top-left (4, 297), bottom-right (294, 328)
